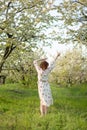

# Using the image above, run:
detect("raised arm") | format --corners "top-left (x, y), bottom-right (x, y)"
top-left (34, 58), bottom-right (47, 63)
top-left (54, 53), bottom-right (60, 61)
top-left (33, 58), bottom-right (47, 72)
top-left (47, 52), bottom-right (60, 72)
top-left (50, 52), bottom-right (60, 64)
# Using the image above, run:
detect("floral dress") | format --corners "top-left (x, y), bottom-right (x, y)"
top-left (33, 60), bottom-right (55, 107)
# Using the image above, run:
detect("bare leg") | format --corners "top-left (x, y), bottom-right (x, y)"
top-left (44, 106), bottom-right (48, 115)
top-left (40, 102), bottom-right (48, 116)
top-left (40, 103), bottom-right (44, 116)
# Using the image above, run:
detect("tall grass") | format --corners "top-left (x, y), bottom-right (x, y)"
top-left (0, 83), bottom-right (87, 130)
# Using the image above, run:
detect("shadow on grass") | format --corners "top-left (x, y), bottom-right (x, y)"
top-left (0, 87), bottom-right (38, 99)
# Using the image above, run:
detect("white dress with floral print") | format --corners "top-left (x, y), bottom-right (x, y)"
top-left (33, 60), bottom-right (55, 107)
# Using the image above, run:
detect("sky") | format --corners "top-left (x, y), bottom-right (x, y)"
top-left (41, 0), bottom-right (85, 62)
top-left (42, 42), bottom-right (73, 62)
top-left (41, 0), bottom-right (72, 61)
top-left (36, 0), bottom-right (86, 63)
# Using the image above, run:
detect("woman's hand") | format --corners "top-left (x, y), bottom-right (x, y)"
top-left (39, 58), bottom-right (47, 62)
top-left (55, 52), bottom-right (60, 60)
top-left (49, 52), bottom-right (60, 61)
top-left (57, 52), bottom-right (60, 57)
top-left (34, 58), bottom-right (47, 63)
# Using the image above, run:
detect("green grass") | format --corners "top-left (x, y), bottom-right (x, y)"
top-left (0, 83), bottom-right (87, 130)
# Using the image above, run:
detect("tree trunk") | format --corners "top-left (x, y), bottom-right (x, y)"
top-left (0, 75), bottom-right (6, 85)
top-left (0, 44), bottom-right (16, 73)
top-left (0, 60), bottom-right (5, 73)
top-left (0, 44), bottom-right (16, 84)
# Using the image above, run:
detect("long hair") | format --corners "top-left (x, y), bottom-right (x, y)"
top-left (40, 61), bottom-right (49, 70)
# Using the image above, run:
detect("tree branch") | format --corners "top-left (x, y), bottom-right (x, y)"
top-left (3, 44), bottom-right (16, 59)
top-left (16, 5), bottom-right (35, 14)
top-left (6, 1), bottom-right (12, 20)
top-left (72, 0), bottom-right (87, 7)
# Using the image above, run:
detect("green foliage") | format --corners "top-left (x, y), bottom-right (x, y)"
top-left (0, 0), bottom-right (54, 74)
top-left (0, 0), bottom-right (87, 85)
top-left (0, 83), bottom-right (87, 130)
top-left (50, 48), bottom-right (87, 86)
top-left (56, 0), bottom-right (87, 46)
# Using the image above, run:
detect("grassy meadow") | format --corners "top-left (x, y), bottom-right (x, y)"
top-left (0, 83), bottom-right (87, 130)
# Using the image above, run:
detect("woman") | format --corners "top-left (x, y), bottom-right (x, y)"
top-left (33, 53), bottom-right (60, 116)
